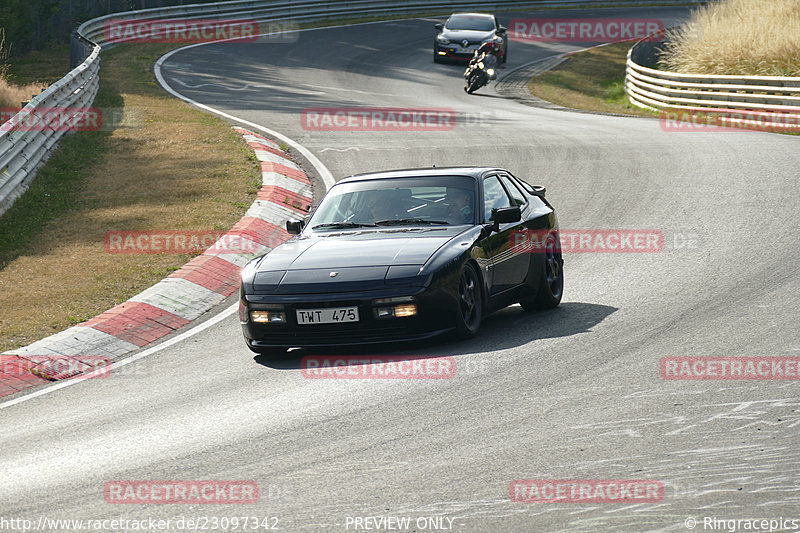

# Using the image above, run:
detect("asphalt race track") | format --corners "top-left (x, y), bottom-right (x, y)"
top-left (2, 6), bottom-right (800, 532)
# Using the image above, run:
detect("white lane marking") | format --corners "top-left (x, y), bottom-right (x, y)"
top-left (320, 147), bottom-right (360, 152)
top-left (172, 77), bottom-right (326, 95)
top-left (170, 77), bottom-right (394, 97)
top-left (0, 303), bottom-right (238, 410)
top-left (172, 78), bottom-right (248, 90)
top-left (155, 50), bottom-right (334, 189)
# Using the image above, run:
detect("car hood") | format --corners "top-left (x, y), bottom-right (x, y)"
top-left (251, 228), bottom-right (464, 294)
top-left (442, 29), bottom-right (494, 41)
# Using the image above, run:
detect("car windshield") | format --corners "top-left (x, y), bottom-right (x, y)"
top-left (445, 15), bottom-right (495, 32)
top-left (308, 175), bottom-right (477, 230)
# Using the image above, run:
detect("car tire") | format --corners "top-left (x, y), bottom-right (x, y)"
top-left (520, 233), bottom-right (563, 311)
top-left (455, 262), bottom-right (483, 338)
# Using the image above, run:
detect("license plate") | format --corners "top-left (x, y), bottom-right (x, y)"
top-left (454, 47), bottom-right (474, 54)
top-left (296, 307), bottom-right (359, 325)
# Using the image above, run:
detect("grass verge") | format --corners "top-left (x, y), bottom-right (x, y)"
top-left (0, 31), bottom-right (62, 109)
top-left (527, 42), bottom-right (657, 117)
top-left (4, 44), bottom-right (71, 86)
top-left (0, 43), bottom-right (261, 352)
top-left (659, 0), bottom-right (800, 76)
top-left (0, 76), bottom-right (49, 109)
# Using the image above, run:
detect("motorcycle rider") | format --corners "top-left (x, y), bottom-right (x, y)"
top-left (467, 37), bottom-right (503, 80)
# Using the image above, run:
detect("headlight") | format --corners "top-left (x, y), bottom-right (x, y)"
top-left (250, 309), bottom-right (286, 324)
top-left (373, 297), bottom-right (418, 319)
top-left (487, 69), bottom-right (495, 76)
top-left (375, 304), bottom-right (418, 319)
top-left (436, 35), bottom-right (450, 44)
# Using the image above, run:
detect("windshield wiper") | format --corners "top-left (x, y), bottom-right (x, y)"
top-left (312, 222), bottom-right (376, 229)
top-left (375, 218), bottom-right (449, 226)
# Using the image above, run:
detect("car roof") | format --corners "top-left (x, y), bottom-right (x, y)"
top-left (337, 167), bottom-right (504, 184)
top-left (448, 13), bottom-right (495, 19)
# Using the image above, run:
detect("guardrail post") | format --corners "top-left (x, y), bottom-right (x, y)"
top-left (70, 29), bottom-right (94, 69)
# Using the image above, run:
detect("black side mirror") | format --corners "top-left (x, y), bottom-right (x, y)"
top-left (492, 206), bottom-right (522, 224)
top-left (286, 218), bottom-right (305, 235)
top-left (435, 23), bottom-right (443, 30)
top-left (497, 26), bottom-right (507, 34)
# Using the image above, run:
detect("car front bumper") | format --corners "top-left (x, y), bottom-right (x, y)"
top-left (435, 43), bottom-right (478, 61)
top-left (241, 286), bottom-right (457, 348)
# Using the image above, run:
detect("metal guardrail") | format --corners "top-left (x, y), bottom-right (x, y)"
top-left (0, 46), bottom-right (100, 215)
top-left (626, 37), bottom-right (800, 130)
top-left (0, 0), bottom-right (705, 217)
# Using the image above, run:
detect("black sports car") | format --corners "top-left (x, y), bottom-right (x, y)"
top-left (239, 167), bottom-right (563, 353)
top-left (434, 13), bottom-right (508, 63)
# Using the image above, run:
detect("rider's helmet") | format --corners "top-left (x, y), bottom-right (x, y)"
top-left (492, 36), bottom-right (504, 53)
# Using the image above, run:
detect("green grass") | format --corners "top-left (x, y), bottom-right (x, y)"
top-left (527, 42), bottom-right (658, 116)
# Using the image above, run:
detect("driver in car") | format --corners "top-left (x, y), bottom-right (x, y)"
top-left (447, 188), bottom-right (474, 224)
top-left (361, 190), bottom-right (397, 223)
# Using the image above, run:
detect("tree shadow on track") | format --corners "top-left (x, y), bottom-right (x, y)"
top-left (254, 301), bottom-right (617, 370)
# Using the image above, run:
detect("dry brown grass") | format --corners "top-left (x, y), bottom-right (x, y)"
top-left (0, 43), bottom-right (261, 352)
top-left (0, 28), bottom-right (48, 109)
top-left (0, 77), bottom-right (46, 109)
top-left (659, 0), bottom-right (800, 75)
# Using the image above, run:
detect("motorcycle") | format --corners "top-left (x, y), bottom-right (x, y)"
top-left (463, 51), bottom-right (498, 94)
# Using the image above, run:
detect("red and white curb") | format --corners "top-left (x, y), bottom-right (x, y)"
top-left (0, 127), bottom-right (310, 398)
